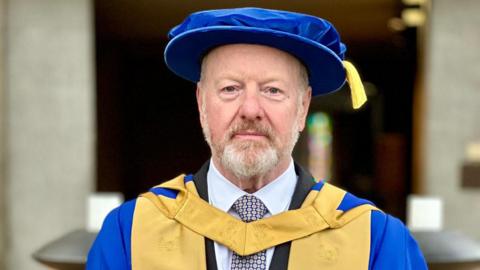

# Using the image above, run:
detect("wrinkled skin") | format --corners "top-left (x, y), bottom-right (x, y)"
top-left (197, 44), bottom-right (311, 192)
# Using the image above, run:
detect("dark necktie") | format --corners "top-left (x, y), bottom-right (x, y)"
top-left (230, 194), bottom-right (269, 270)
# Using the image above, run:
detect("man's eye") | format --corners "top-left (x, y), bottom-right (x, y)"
top-left (267, 87), bottom-right (281, 94)
top-left (222, 86), bottom-right (238, 93)
top-left (263, 87), bottom-right (284, 96)
top-left (262, 87), bottom-right (287, 101)
top-left (219, 85), bottom-right (241, 100)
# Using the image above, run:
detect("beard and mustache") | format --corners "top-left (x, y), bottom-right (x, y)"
top-left (202, 117), bottom-right (300, 181)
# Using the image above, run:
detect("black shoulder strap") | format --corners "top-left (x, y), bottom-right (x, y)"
top-left (193, 161), bottom-right (218, 270)
top-left (269, 163), bottom-right (316, 270)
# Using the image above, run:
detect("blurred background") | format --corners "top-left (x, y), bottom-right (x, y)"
top-left (1, 0), bottom-right (480, 269)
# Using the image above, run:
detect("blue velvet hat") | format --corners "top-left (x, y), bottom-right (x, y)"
top-left (164, 7), bottom-right (366, 108)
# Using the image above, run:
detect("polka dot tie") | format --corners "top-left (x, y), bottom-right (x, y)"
top-left (230, 195), bottom-right (269, 270)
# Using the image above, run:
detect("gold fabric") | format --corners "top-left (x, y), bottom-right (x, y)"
top-left (131, 175), bottom-right (378, 270)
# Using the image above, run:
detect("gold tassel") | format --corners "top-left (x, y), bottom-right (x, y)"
top-left (343, 61), bottom-right (367, 109)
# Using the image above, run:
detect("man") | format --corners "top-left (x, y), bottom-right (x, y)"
top-left (87, 7), bottom-right (427, 270)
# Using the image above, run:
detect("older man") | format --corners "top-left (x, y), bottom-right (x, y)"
top-left (87, 7), bottom-right (427, 270)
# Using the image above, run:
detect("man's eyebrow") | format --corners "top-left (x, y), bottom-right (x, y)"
top-left (209, 73), bottom-right (290, 87)
top-left (259, 78), bottom-right (284, 85)
top-left (211, 73), bottom-right (244, 83)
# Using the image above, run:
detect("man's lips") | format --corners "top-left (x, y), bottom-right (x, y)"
top-left (232, 131), bottom-right (268, 140)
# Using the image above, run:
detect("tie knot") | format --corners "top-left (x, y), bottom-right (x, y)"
top-left (232, 195), bottom-right (268, 222)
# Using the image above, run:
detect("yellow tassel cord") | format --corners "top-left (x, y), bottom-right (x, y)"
top-left (343, 61), bottom-right (367, 109)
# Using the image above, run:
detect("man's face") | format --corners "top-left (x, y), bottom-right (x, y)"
top-left (197, 44), bottom-right (311, 180)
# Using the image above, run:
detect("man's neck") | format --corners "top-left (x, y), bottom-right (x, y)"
top-left (211, 157), bottom-right (292, 193)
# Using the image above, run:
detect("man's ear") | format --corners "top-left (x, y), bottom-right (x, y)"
top-left (196, 84), bottom-right (202, 111)
top-left (196, 84), bottom-right (205, 125)
top-left (298, 86), bottom-right (312, 132)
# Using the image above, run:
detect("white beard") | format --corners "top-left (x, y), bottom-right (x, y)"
top-left (220, 138), bottom-right (279, 180)
top-left (201, 114), bottom-right (300, 181)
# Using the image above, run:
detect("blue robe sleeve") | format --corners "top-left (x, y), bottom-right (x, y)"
top-left (86, 199), bottom-right (136, 270)
top-left (369, 210), bottom-right (428, 270)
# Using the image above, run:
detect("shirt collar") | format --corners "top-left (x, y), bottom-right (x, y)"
top-left (207, 158), bottom-right (297, 215)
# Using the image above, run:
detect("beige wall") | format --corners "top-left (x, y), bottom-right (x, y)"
top-left (0, 0), bottom-right (6, 268)
top-left (4, 0), bottom-right (95, 269)
top-left (421, 0), bottom-right (480, 239)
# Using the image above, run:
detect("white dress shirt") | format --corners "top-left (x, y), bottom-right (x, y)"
top-left (207, 159), bottom-right (298, 270)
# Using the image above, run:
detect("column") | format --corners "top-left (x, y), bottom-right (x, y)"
top-left (422, 0), bottom-right (480, 239)
top-left (0, 0), bottom-right (7, 267)
top-left (4, 0), bottom-right (95, 269)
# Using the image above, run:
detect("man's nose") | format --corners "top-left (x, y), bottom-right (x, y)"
top-left (238, 87), bottom-right (264, 120)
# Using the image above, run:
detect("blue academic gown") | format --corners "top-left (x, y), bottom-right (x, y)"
top-left (87, 163), bottom-right (427, 270)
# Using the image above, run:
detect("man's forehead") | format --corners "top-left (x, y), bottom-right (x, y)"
top-left (200, 44), bottom-right (306, 80)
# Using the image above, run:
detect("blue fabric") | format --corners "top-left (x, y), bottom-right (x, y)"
top-left (369, 210), bottom-right (428, 270)
top-left (311, 180), bottom-right (325, 191)
top-left (164, 7), bottom-right (347, 96)
top-left (86, 199), bottom-right (136, 270)
top-left (337, 192), bottom-right (375, 212)
top-left (86, 182), bottom-right (428, 270)
top-left (149, 187), bottom-right (179, 199)
top-left (184, 174), bottom-right (194, 183)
